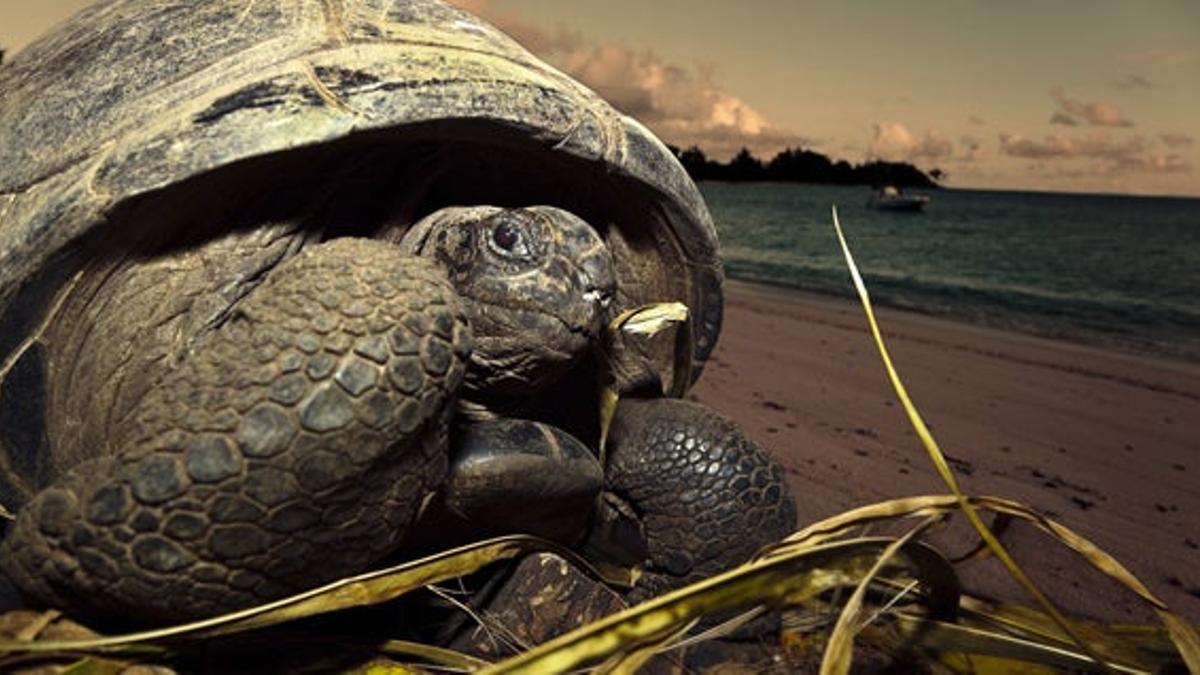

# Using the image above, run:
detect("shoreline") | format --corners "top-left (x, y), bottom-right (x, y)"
top-left (693, 279), bottom-right (1200, 622)
top-left (722, 272), bottom-right (1200, 367)
top-left (699, 179), bottom-right (1200, 201)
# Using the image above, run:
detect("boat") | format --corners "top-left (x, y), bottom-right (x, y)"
top-left (868, 185), bottom-right (930, 212)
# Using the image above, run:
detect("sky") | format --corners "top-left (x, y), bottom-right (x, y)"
top-left (3, 1), bottom-right (1198, 196)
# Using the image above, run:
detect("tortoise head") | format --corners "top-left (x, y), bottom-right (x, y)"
top-left (399, 205), bottom-right (615, 396)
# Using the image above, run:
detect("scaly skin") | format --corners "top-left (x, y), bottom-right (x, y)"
top-left (606, 398), bottom-right (797, 599)
top-left (0, 239), bottom-right (472, 622)
top-left (0, 204), bottom-right (789, 633)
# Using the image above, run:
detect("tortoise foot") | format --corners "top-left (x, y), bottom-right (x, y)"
top-left (410, 418), bottom-right (603, 549)
top-left (0, 239), bottom-right (471, 623)
top-left (602, 398), bottom-right (797, 600)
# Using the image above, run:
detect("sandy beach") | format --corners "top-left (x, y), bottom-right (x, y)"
top-left (692, 279), bottom-right (1200, 624)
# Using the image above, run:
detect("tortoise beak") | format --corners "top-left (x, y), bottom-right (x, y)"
top-left (575, 248), bottom-right (616, 336)
top-left (582, 287), bottom-right (612, 310)
top-left (578, 246), bottom-right (616, 309)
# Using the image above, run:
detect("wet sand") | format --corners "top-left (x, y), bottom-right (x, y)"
top-left (692, 279), bottom-right (1200, 623)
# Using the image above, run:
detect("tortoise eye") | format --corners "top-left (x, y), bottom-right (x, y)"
top-left (492, 223), bottom-right (520, 251)
top-left (488, 220), bottom-right (533, 260)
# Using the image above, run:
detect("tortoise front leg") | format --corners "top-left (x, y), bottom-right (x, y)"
top-left (603, 398), bottom-right (797, 599)
top-left (0, 239), bottom-right (471, 624)
top-left (409, 417), bottom-right (604, 550)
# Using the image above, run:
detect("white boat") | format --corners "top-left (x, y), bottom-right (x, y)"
top-left (868, 185), bottom-right (929, 212)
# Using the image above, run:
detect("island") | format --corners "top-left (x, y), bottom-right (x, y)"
top-left (669, 145), bottom-right (943, 188)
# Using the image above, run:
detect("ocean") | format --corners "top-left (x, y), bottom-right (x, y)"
top-left (700, 182), bottom-right (1200, 362)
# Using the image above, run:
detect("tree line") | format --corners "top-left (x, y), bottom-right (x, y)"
top-left (668, 145), bottom-right (942, 188)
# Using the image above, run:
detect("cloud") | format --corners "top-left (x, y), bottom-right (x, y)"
top-left (1119, 49), bottom-right (1198, 65)
top-left (867, 122), bottom-right (954, 163)
top-left (448, 0), bottom-right (808, 160)
top-left (1115, 74), bottom-right (1153, 90)
top-left (867, 122), bottom-right (915, 160)
top-left (1050, 112), bottom-right (1079, 126)
top-left (998, 131), bottom-right (1146, 161)
top-left (1130, 154), bottom-right (1191, 174)
top-left (1160, 132), bottom-right (1195, 148)
top-left (1050, 86), bottom-right (1132, 127)
top-left (998, 131), bottom-right (1189, 176)
top-left (1035, 154), bottom-right (1190, 178)
top-left (557, 44), bottom-right (812, 158)
top-left (998, 133), bottom-right (1074, 160)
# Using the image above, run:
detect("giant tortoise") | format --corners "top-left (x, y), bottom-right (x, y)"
top-left (0, 0), bottom-right (796, 624)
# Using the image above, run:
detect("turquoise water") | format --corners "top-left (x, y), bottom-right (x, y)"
top-left (700, 182), bottom-right (1200, 361)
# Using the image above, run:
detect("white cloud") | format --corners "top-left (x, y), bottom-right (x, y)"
top-left (868, 122), bottom-right (953, 162)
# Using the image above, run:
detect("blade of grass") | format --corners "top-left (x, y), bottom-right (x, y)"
top-left (955, 598), bottom-right (1178, 671)
top-left (354, 660), bottom-right (422, 675)
top-left (15, 610), bottom-right (61, 641)
top-left (427, 585), bottom-right (527, 656)
top-left (975, 497), bottom-right (1200, 672)
top-left (375, 639), bottom-right (490, 671)
top-left (58, 658), bottom-right (129, 675)
top-left (0, 535), bottom-right (596, 655)
top-left (612, 303), bottom-right (689, 337)
top-left (597, 386), bottom-right (620, 464)
top-left (768, 495), bottom-right (964, 554)
top-left (595, 620), bottom-right (696, 674)
top-left (659, 606), bottom-right (767, 654)
top-left (598, 302), bottom-right (690, 457)
top-left (830, 206), bottom-right (1112, 671)
top-left (480, 537), bottom-right (958, 674)
top-left (889, 613), bottom-right (1151, 674)
top-left (764, 492), bottom-right (1199, 669)
top-left (862, 579), bottom-right (920, 631)
top-left (1152, 614), bottom-right (1200, 675)
top-left (820, 516), bottom-right (942, 674)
